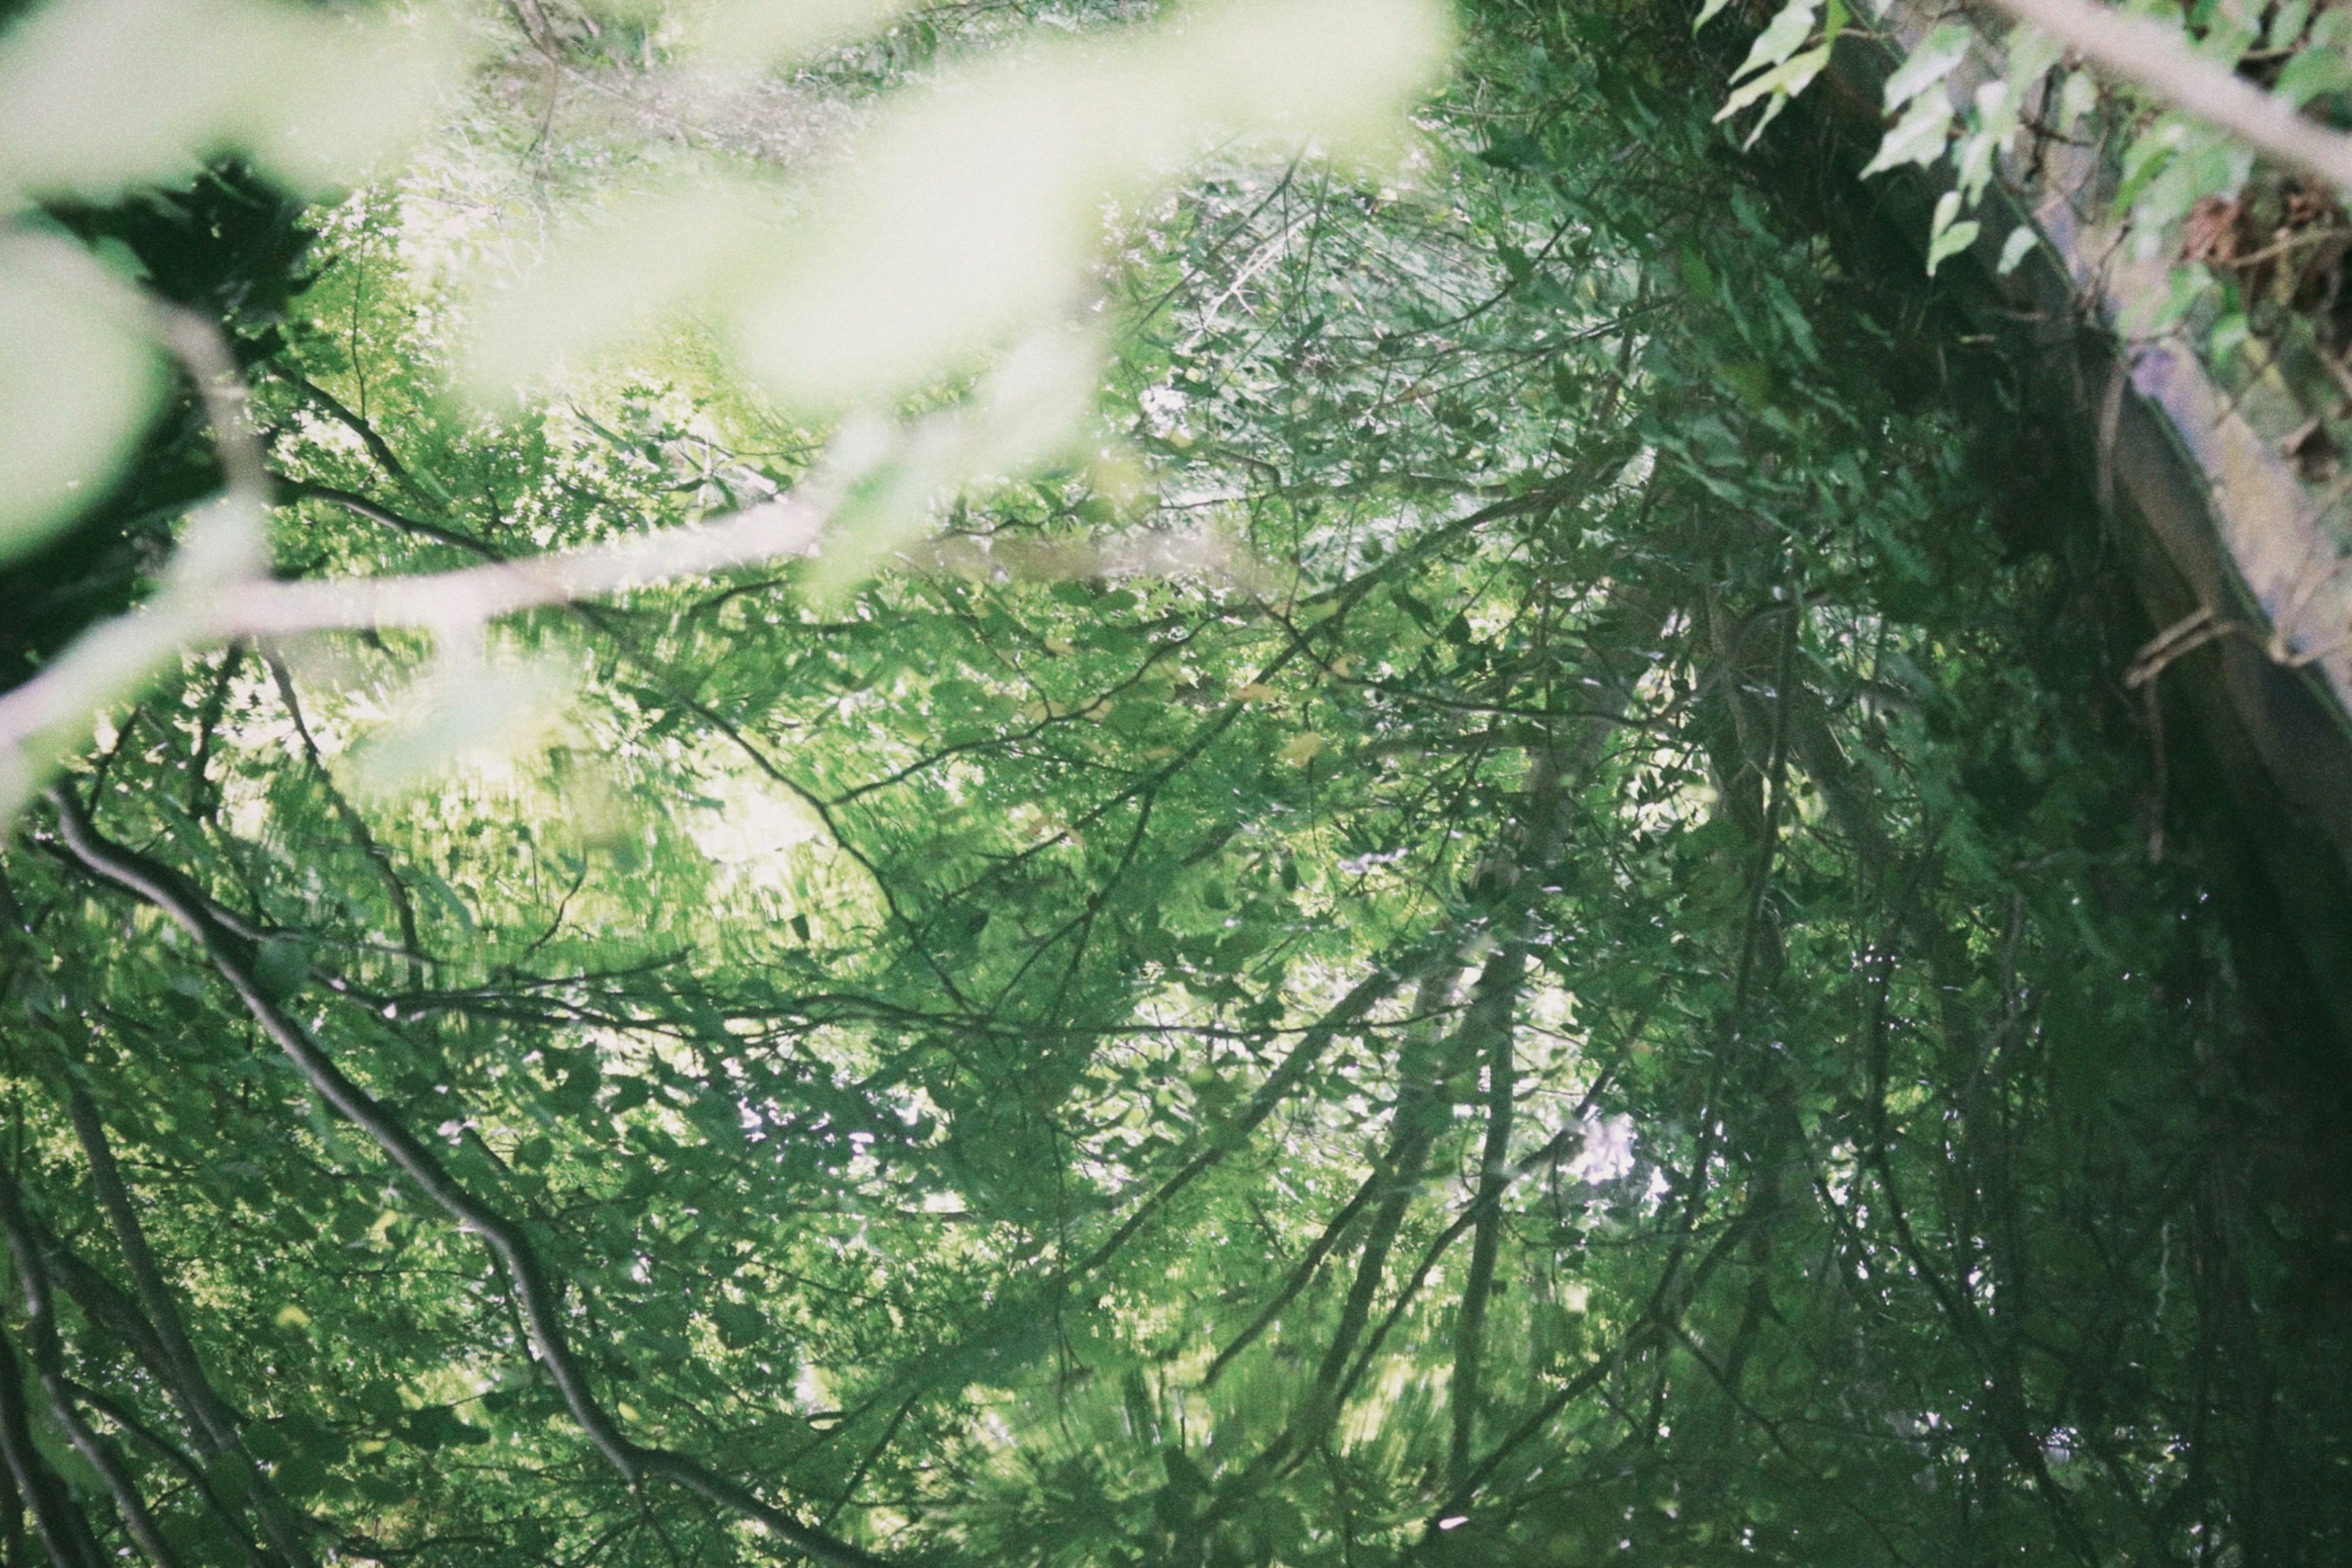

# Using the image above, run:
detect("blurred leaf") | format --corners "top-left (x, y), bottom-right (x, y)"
top-left (0, 237), bottom-right (162, 565)
top-left (252, 935), bottom-right (309, 1001)
top-left (0, 0), bottom-right (463, 201)
top-left (352, 655), bottom-right (573, 796)
top-left (733, 0), bottom-right (1452, 409)
top-left (466, 186), bottom-right (783, 399)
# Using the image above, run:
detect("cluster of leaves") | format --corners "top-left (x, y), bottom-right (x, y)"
top-left (1718, 0), bottom-right (2352, 374)
top-left (0, 1), bottom-right (2346, 1566)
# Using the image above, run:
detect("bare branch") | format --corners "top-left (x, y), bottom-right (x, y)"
top-left (235, 494), bottom-right (825, 638)
top-left (264, 364), bottom-right (434, 501)
top-left (0, 488), bottom-right (826, 815)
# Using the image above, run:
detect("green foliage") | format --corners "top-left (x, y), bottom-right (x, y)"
top-left (0, 1), bottom-right (2345, 1566)
top-left (1721, 0), bottom-right (2352, 328)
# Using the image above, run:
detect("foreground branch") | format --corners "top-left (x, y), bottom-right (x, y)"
top-left (1989, 0), bottom-right (2352, 189)
top-left (0, 497), bottom-right (827, 808)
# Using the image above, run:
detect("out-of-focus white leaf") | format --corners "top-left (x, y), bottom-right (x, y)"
top-left (951, 327), bottom-right (1101, 481)
top-left (688, 0), bottom-right (918, 72)
top-left (802, 326), bottom-right (1104, 599)
top-left (2057, 70), bottom-right (2099, 133)
top-left (168, 494), bottom-right (272, 590)
top-left (1881, 21), bottom-right (1972, 113)
top-left (473, 0), bottom-right (1447, 412)
top-left (467, 187), bottom-right (784, 398)
top-left (731, 0), bottom-right (1452, 410)
top-left (0, 237), bottom-right (162, 565)
top-left (2005, 23), bottom-right (2064, 91)
top-left (353, 657), bottom-right (573, 796)
top-left (0, 0), bottom-right (462, 203)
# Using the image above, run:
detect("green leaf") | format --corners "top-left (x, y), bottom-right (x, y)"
top-left (1678, 241), bottom-right (1719, 303)
top-left (2278, 43), bottom-right (2352, 108)
top-left (714, 1300), bottom-right (768, 1349)
top-left (252, 937), bottom-right (311, 1002)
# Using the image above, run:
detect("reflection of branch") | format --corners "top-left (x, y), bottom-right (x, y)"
top-left (46, 788), bottom-right (901, 1568)
top-left (1988, 0), bottom-right (2352, 188)
top-left (0, 1179), bottom-right (186, 1568)
top-left (58, 1077), bottom-right (320, 1568)
top-left (265, 365), bottom-right (431, 500)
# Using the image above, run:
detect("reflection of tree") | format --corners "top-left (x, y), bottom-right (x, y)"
top-left (0, 1), bottom-right (2343, 1564)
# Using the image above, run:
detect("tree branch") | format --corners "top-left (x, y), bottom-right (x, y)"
top-left (0, 1183), bottom-right (186, 1568)
top-left (44, 786), bottom-right (903, 1568)
top-left (1988, 0), bottom-right (2352, 189)
top-left (56, 1075), bottom-right (322, 1568)
top-left (1447, 966), bottom-right (1516, 1488)
top-left (264, 366), bottom-right (434, 502)
top-left (59, 1381), bottom-right (273, 1568)
top-left (0, 1310), bottom-right (108, 1568)
top-left (1203, 1164), bottom-right (1379, 1387)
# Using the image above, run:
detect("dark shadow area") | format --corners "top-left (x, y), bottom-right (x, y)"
top-left (1747, 55), bottom-right (2352, 1558)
